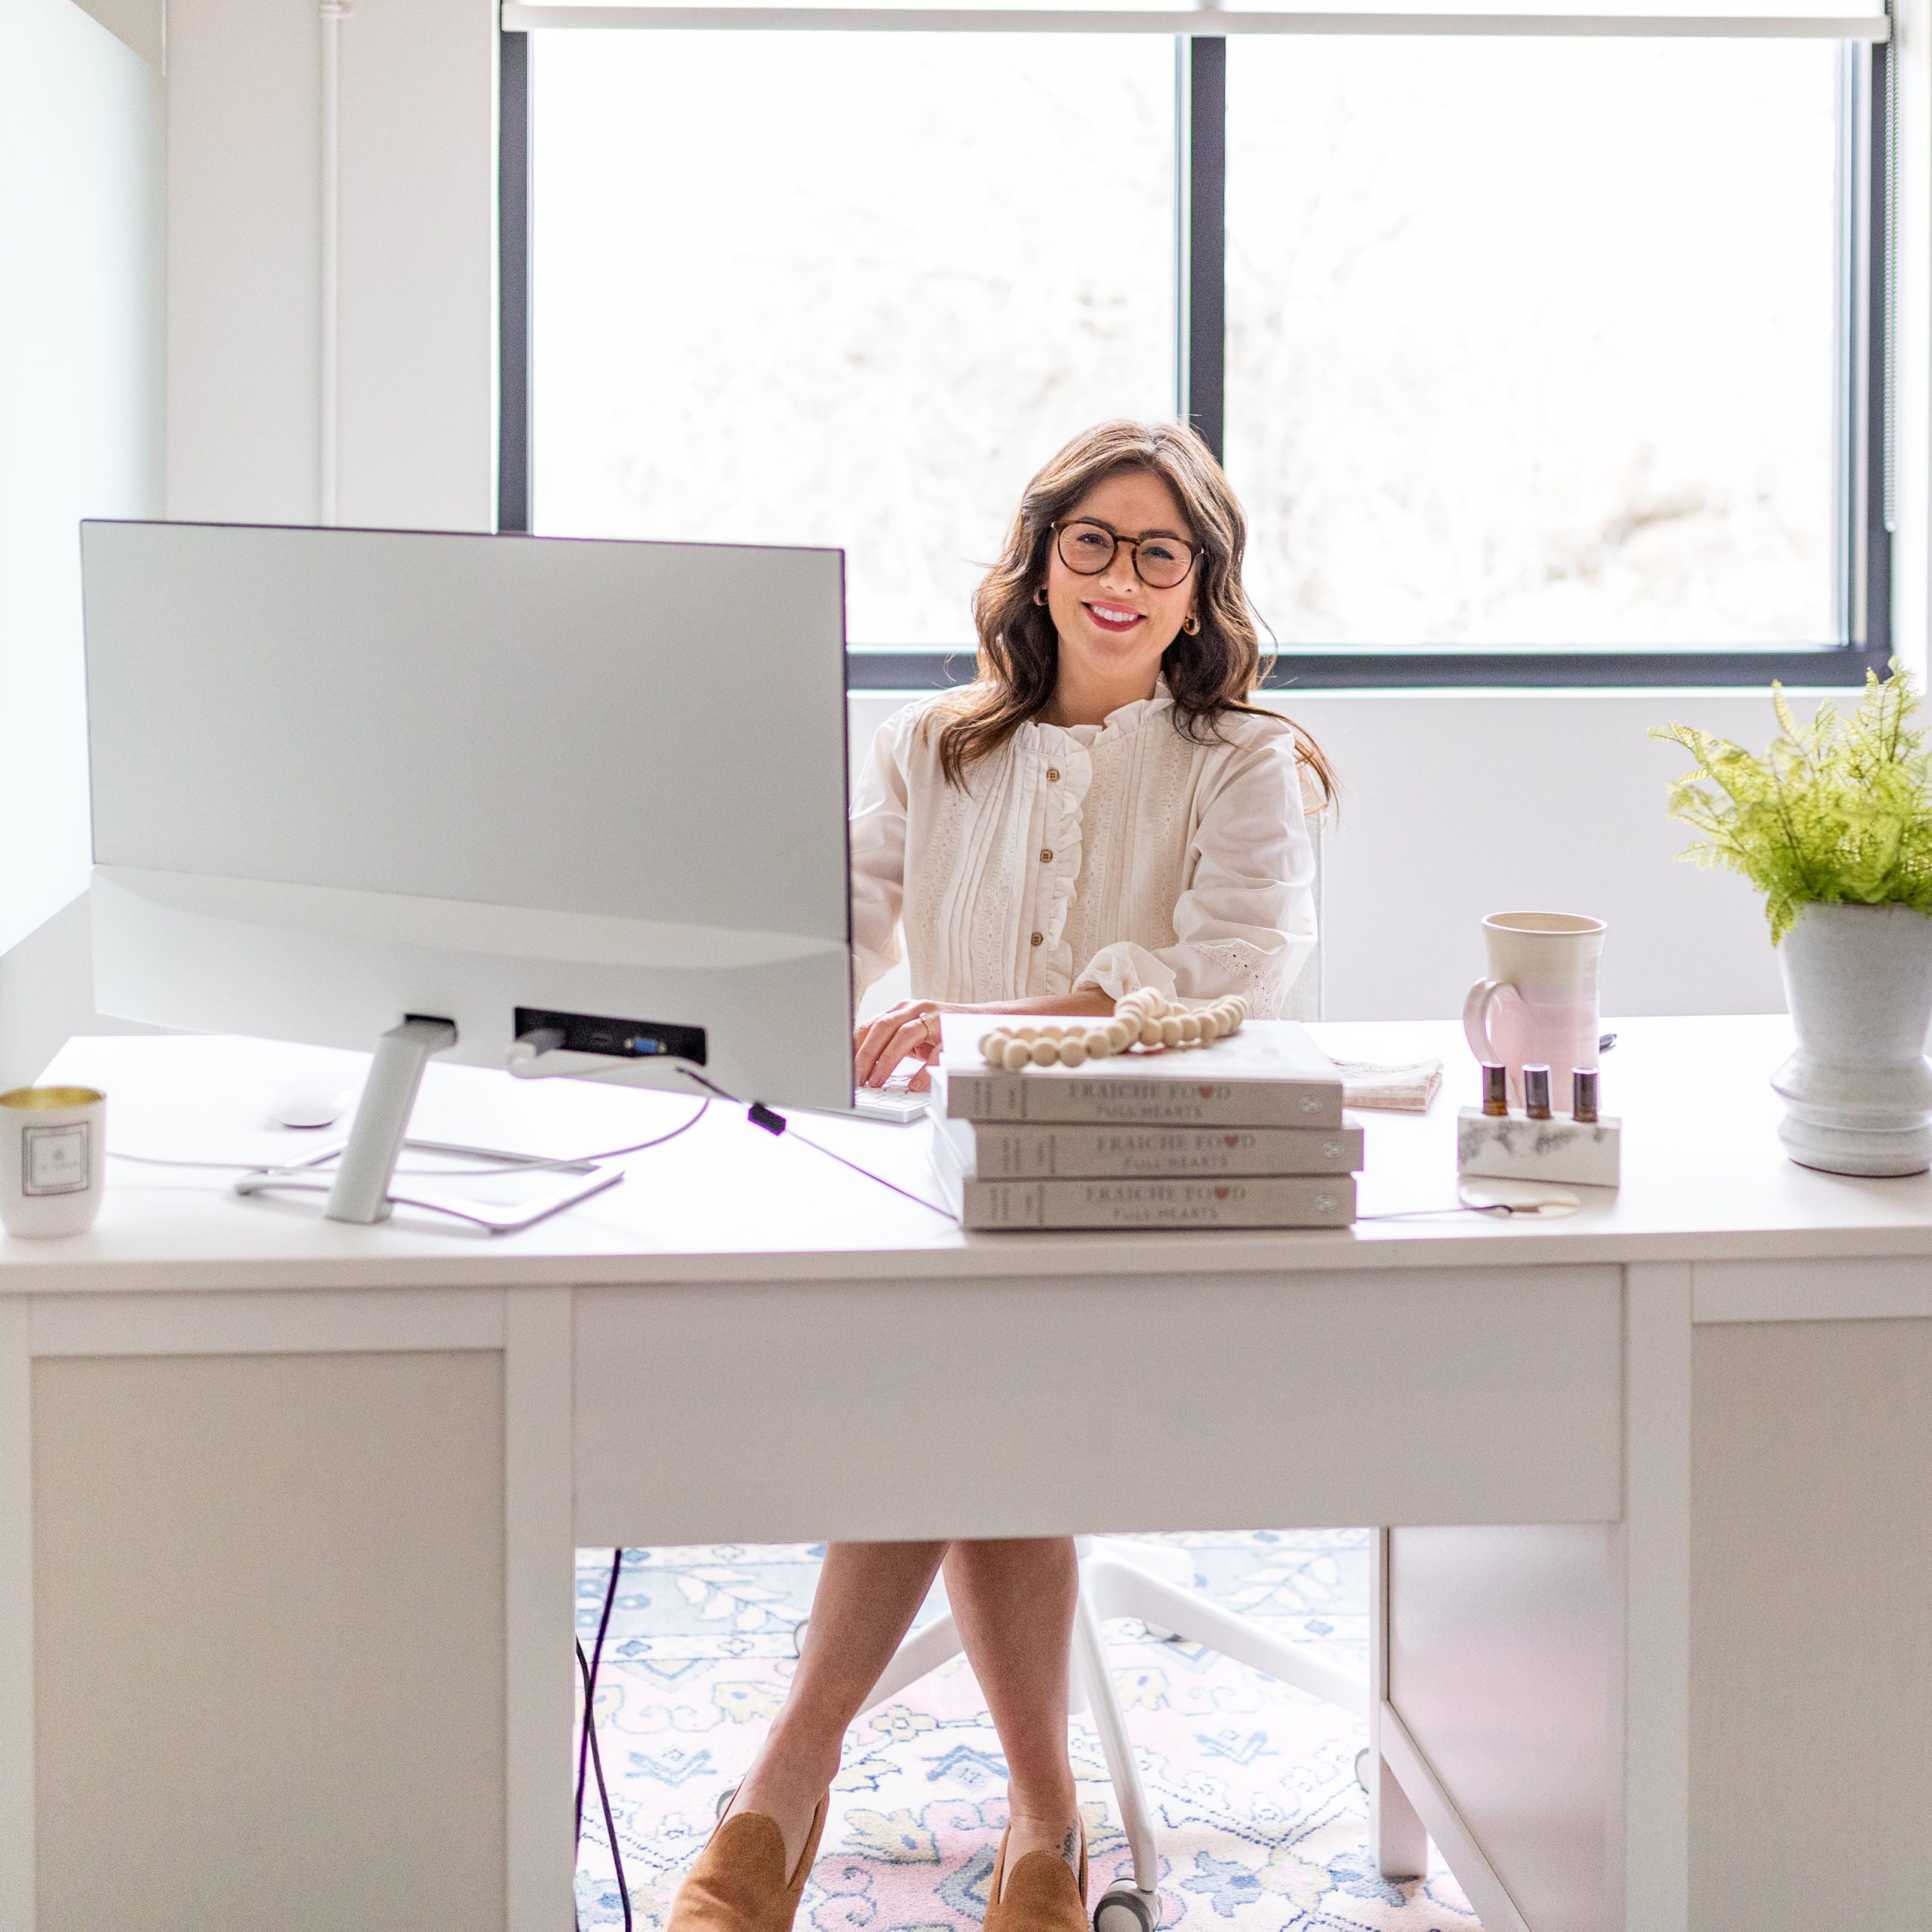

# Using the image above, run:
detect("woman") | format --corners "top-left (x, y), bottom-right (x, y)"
top-left (665, 420), bottom-right (1332, 1932)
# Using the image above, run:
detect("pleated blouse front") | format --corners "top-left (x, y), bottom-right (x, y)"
top-left (849, 686), bottom-right (1317, 1017)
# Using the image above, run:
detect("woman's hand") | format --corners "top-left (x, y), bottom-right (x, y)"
top-left (854, 989), bottom-right (1118, 1091)
top-left (854, 999), bottom-right (952, 1091)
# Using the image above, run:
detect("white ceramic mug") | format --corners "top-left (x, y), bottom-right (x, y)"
top-left (0, 1086), bottom-right (106, 1238)
top-left (1463, 912), bottom-right (1606, 1110)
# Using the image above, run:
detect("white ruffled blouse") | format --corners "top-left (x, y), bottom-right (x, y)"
top-left (850, 685), bottom-right (1317, 1017)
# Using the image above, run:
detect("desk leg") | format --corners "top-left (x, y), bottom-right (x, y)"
top-left (0, 1300), bottom-right (31, 1932)
top-left (505, 1286), bottom-right (577, 1932)
top-left (1617, 1263), bottom-right (1690, 1932)
top-left (1367, 1528), bottom-right (1426, 1881)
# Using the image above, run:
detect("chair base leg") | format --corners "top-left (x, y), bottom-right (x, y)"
top-left (856, 1607), bottom-right (963, 1717)
top-left (1082, 1546), bottom-right (1370, 1720)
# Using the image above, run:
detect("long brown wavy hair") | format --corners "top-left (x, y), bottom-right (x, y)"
top-left (932, 419), bottom-right (1335, 804)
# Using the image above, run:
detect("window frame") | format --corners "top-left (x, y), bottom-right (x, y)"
top-left (497, 9), bottom-right (1897, 691)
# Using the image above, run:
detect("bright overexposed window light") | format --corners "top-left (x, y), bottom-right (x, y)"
top-left (531, 27), bottom-right (1853, 655)
top-left (532, 32), bottom-right (1175, 646)
top-left (1224, 38), bottom-right (1840, 649)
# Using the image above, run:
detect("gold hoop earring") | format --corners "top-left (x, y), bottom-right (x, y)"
top-left (1182, 612), bottom-right (1201, 635)
top-left (1033, 587), bottom-right (1048, 607)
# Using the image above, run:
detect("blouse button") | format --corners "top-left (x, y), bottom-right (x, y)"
top-left (1046, 767), bottom-right (1060, 782)
top-left (1030, 931), bottom-right (1044, 947)
top-left (1040, 848), bottom-right (1054, 863)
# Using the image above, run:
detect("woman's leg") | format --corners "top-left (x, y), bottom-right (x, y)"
top-left (728, 1539), bottom-right (949, 1871)
top-left (943, 1537), bottom-right (1082, 1893)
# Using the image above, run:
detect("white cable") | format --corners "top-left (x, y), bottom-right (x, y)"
top-left (108, 1099), bottom-right (712, 1182)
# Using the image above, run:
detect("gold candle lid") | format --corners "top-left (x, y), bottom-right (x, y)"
top-left (1522, 1064), bottom-right (1552, 1121)
top-left (1572, 1067), bottom-right (1599, 1124)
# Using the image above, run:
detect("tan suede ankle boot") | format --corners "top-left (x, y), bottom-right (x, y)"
top-left (984, 1820), bottom-right (1088, 1932)
top-left (664, 1795), bottom-right (829, 1932)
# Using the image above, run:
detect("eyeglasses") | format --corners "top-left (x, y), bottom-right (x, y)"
top-left (1052, 519), bottom-right (1201, 592)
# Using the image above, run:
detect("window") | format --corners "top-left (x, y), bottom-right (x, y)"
top-left (500, 6), bottom-right (1895, 689)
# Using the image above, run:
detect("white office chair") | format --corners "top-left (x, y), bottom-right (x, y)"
top-left (856, 823), bottom-right (1376, 1932)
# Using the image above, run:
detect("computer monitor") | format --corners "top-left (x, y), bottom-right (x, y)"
top-left (80, 519), bottom-right (853, 1227)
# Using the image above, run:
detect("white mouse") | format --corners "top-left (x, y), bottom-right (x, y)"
top-left (269, 1079), bottom-right (354, 1130)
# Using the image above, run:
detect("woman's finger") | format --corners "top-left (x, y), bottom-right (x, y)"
top-left (857, 1003), bottom-right (938, 1086)
top-left (861, 1017), bottom-right (934, 1088)
top-left (854, 1008), bottom-right (909, 1087)
top-left (853, 1006), bottom-right (908, 1085)
top-left (855, 1006), bottom-right (919, 1087)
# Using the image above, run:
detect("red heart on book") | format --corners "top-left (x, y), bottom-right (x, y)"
top-left (1214, 1186), bottom-right (1230, 1200)
top-left (1198, 1085), bottom-right (1215, 1100)
top-left (1223, 1134), bottom-right (1240, 1147)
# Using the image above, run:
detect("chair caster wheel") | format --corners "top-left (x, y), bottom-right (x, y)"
top-left (1094, 1883), bottom-right (1159, 1932)
top-left (1355, 1748), bottom-right (1370, 1794)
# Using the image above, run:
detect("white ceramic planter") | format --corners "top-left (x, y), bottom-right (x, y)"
top-left (1773, 902), bottom-right (1932, 1177)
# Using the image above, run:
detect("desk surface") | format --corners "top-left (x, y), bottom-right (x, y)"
top-left (5, 1014), bottom-right (1932, 1294)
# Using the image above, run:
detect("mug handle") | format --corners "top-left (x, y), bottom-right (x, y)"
top-left (1463, 977), bottom-right (1524, 1066)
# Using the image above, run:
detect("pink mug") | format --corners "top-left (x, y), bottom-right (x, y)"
top-left (1463, 911), bottom-right (1606, 1110)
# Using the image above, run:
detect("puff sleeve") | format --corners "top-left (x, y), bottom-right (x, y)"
top-left (1072, 725), bottom-right (1317, 1017)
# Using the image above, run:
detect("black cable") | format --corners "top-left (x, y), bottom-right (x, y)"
top-left (574, 1547), bottom-right (632, 1932)
top-left (677, 1069), bottom-right (957, 1221)
top-left (575, 1639), bottom-right (631, 1931)
top-left (577, 1547), bottom-right (625, 1850)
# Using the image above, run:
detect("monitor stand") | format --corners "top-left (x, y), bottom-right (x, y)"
top-left (233, 1017), bottom-right (623, 1234)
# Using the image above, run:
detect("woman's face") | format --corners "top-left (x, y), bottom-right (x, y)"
top-left (1043, 468), bottom-right (1199, 695)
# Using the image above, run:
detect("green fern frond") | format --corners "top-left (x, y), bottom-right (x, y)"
top-left (1650, 661), bottom-right (1932, 944)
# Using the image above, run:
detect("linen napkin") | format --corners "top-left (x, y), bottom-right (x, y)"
top-left (1329, 1055), bottom-right (1444, 1113)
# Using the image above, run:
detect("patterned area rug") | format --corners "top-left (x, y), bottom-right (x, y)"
top-left (573, 1534), bottom-right (1477, 1932)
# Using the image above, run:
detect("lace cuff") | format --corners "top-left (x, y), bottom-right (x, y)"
top-left (1186, 937), bottom-right (1288, 1020)
top-left (1073, 942), bottom-right (1180, 1005)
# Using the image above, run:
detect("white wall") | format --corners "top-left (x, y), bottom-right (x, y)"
top-left (165, 0), bottom-right (495, 530)
top-left (164, 0), bottom-right (321, 523)
top-left (0, 0), bottom-right (163, 962)
top-left (0, 894), bottom-right (157, 1092)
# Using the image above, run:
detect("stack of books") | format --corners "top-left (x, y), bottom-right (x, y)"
top-left (930, 1015), bottom-right (1358, 1230)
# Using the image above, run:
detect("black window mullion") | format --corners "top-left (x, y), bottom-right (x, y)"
top-left (1177, 35), bottom-right (1226, 464)
top-left (1863, 27), bottom-right (1895, 653)
top-left (498, 27), bottom-right (533, 535)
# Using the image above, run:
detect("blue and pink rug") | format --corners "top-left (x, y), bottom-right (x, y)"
top-left (574, 1534), bottom-right (1477, 1932)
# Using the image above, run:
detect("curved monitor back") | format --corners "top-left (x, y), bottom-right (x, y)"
top-left (81, 521), bottom-right (855, 1111)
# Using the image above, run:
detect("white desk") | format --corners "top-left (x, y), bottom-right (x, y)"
top-left (3, 1017), bottom-right (1929, 1932)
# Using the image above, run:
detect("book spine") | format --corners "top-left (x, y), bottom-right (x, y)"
top-left (943, 1072), bottom-right (1343, 1128)
top-left (968, 1124), bottom-right (1364, 1179)
top-left (960, 1175), bottom-right (1356, 1230)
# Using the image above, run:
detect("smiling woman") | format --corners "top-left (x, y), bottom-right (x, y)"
top-left (931, 418), bottom-right (1335, 795)
top-left (851, 416), bottom-right (1332, 1096)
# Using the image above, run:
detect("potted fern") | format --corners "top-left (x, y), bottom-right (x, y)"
top-left (1653, 666), bottom-right (1932, 1177)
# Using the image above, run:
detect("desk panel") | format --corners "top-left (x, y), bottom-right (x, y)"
top-left (573, 1264), bottom-right (1623, 1545)
top-left (32, 1350), bottom-right (506, 1932)
top-left (1691, 1318), bottom-right (1932, 1929)
top-left (1390, 1523), bottom-right (1617, 1932)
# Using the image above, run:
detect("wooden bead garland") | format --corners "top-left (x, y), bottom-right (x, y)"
top-left (978, 986), bottom-right (1247, 1072)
